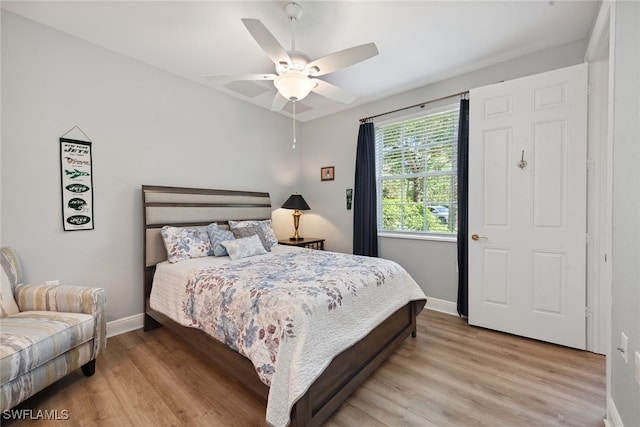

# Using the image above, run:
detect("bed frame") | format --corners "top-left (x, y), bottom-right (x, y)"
top-left (142, 185), bottom-right (423, 426)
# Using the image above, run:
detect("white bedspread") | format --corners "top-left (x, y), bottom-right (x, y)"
top-left (150, 245), bottom-right (426, 427)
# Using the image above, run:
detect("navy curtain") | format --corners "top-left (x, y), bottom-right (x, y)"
top-left (353, 122), bottom-right (378, 257)
top-left (456, 99), bottom-right (470, 317)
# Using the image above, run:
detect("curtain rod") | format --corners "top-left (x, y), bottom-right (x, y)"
top-left (359, 90), bottom-right (469, 124)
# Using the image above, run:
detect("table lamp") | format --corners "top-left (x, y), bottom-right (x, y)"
top-left (281, 194), bottom-right (310, 241)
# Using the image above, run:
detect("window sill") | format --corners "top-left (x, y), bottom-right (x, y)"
top-left (378, 231), bottom-right (457, 243)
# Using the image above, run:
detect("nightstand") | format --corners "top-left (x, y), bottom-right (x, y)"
top-left (278, 238), bottom-right (325, 250)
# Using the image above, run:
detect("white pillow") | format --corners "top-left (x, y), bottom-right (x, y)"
top-left (221, 235), bottom-right (267, 260)
top-left (230, 225), bottom-right (271, 252)
top-left (229, 220), bottom-right (278, 248)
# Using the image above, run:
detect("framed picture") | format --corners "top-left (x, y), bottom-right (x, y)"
top-left (321, 166), bottom-right (335, 181)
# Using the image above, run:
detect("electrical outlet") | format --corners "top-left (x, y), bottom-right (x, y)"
top-left (635, 351), bottom-right (640, 387)
top-left (45, 280), bottom-right (59, 286)
top-left (620, 332), bottom-right (629, 363)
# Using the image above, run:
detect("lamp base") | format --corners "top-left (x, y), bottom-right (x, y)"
top-left (290, 209), bottom-right (303, 241)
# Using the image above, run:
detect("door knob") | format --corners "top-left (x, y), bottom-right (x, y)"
top-left (471, 234), bottom-right (487, 241)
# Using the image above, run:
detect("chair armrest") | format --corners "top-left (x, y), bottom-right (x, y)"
top-left (14, 284), bottom-right (107, 356)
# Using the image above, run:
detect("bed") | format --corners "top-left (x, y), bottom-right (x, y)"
top-left (142, 185), bottom-right (427, 427)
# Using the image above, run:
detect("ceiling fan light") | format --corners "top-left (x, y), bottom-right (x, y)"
top-left (274, 72), bottom-right (316, 101)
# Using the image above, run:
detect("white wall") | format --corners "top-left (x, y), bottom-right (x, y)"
top-left (609, 1), bottom-right (640, 424)
top-left (301, 39), bottom-right (588, 302)
top-left (0, 11), bottom-right (301, 321)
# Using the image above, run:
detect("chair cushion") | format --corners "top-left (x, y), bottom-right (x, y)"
top-left (0, 311), bottom-right (95, 385)
top-left (0, 248), bottom-right (20, 318)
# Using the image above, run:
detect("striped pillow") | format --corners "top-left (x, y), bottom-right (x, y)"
top-left (207, 224), bottom-right (235, 257)
top-left (1, 247), bottom-right (21, 317)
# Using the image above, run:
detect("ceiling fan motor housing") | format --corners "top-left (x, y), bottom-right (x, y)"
top-left (276, 51), bottom-right (310, 74)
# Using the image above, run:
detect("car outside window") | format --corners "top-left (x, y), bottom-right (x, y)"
top-left (375, 105), bottom-right (459, 235)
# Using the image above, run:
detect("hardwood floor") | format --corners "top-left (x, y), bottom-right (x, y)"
top-left (3, 309), bottom-right (605, 427)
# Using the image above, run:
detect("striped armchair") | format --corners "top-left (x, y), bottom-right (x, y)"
top-left (0, 247), bottom-right (106, 411)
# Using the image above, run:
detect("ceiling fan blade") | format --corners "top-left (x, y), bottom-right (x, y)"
top-left (271, 93), bottom-right (288, 111)
top-left (241, 18), bottom-right (291, 67)
top-left (311, 79), bottom-right (357, 104)
top-left (204, 74), bottom-right (277, 81)
top-left (305, 43), bottom-right (379, 76)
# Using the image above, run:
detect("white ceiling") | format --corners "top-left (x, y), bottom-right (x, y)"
top-left (2, 1), bottom-right (599, 122)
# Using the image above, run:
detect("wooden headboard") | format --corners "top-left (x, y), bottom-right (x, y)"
top-left (142, 185), bottom-right (272, 316)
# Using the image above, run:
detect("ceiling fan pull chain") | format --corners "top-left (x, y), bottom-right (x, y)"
top-left (292, 101), bottom-right (297, 149)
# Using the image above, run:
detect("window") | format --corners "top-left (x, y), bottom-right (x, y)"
top-left (375, 104), bottom-right (459, 235)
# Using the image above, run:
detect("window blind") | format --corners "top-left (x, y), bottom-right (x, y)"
top-left (375, 106), bottom-right (459, 234)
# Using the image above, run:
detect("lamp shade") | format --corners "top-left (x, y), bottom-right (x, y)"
top-left (281, 194), bottom-right (310, 210)
top-left (274, 72), bottom-right (316, 101)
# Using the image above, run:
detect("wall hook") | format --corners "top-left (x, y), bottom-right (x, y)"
top-left (517, 150), bottom-right (528, 169)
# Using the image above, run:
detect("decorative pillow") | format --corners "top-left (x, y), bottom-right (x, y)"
top-left (222, 235), bottom-right (267, 260)
top-left (207, 224), bottom-right (235, 257)
top-left (229, 220), bottom-right (278, 248)
top-left (231, 224), bottom-right (271, 252)
top-left (0, 247), bottom-right (21, 317)
top-left (160, 224), bottom-right (215, 263)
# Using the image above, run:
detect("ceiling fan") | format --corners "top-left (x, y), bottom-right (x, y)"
top-left (205, 2), bottom-right (379, 112)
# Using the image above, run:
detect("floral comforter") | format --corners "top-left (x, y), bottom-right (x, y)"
top-left (151, 246), bottom-right (426, 427)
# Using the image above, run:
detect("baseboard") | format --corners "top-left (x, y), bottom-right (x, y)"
top-left (606, 397), bottom-right (624, 427)
top-left (425, 297), bottom-right (459, 316)
top-left (106, 313), bottom-right (144, 338)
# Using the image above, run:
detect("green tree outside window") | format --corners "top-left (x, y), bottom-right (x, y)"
top-left (376, 105), bottom-right (459, 234)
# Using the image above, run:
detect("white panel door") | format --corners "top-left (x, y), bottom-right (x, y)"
top-left (468, 63), bottom-right (588, 349)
